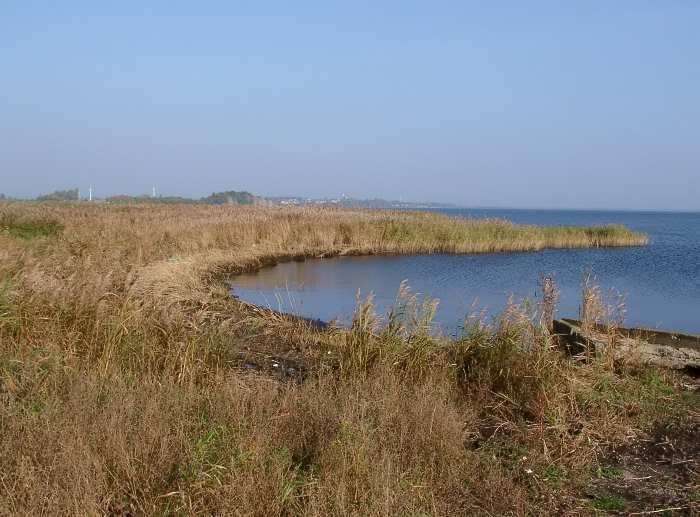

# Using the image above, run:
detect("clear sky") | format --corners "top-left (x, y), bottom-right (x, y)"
top-left (1, 1), bottom-right (699, 209)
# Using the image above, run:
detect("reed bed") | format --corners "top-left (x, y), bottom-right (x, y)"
top-left (0, 201), bottom-right (647, 258)
top-left (1, 201), bottom-right (695, 516)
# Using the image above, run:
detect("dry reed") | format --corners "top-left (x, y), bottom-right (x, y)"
top-left (1, 201), bottom-right (694, 516)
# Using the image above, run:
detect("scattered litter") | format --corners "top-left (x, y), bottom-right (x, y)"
top-left (244, 362), bottom-right (260, 371)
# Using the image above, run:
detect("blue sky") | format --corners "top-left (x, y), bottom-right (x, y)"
top-left (2, 1), bottom-right (699, 209)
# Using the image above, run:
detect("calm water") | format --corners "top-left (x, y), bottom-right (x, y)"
top-left (231, 209), bottom-right (700, 334)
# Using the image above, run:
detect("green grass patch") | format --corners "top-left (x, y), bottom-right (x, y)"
top-left (593, 465), bottom-right (624, 480)
top-left (0, 280), bottom-right (21, 333)
top-left (543, 465), bottom-right (563, 487)
top-left (594, 494), bottom-right (628, 512)
top-left (1, 216), bottom-right (62, 240)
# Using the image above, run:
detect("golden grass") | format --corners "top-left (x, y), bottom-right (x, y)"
top-left (2, 201), bottom-right (695, 516)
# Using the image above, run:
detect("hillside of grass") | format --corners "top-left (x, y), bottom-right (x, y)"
top-left (2, 202), bottom-right (697, 515)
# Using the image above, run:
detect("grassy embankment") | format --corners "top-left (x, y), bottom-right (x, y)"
top-left (1, 202), bottom-right (696, 515)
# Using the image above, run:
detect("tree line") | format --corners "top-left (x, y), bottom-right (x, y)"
top-left (28, 189), bottom-right (258, 205)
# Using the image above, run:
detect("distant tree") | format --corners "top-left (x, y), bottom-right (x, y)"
top-left (37, 188), bottom-right (79, 201)
top-left (202, 190), bottom-right (256, 205)
top-left (105, 195), bottom-right (148, 204)
top-left (101, 190), bottom-right (257, 205)
top-left (0, 193), bottom-right (6, 200)
top-left (105, 194), bottom-right (195, 205)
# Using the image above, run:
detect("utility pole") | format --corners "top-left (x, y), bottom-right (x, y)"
top-left (89, 188), bottom-right (92, 202)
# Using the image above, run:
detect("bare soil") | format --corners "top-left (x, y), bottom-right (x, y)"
top-left (584, 375), bottom-right (700, 515)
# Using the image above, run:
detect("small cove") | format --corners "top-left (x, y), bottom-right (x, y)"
top-left (231, 209), bottom-right (700, 334)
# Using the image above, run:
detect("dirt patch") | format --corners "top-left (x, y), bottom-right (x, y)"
top-left (585, 391), bottom-right (700, 514)
top-left (228, 301), bottom-right (326, 381)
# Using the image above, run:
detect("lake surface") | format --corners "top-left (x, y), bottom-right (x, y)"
top-left (231, 209), bottom-right (700, 335)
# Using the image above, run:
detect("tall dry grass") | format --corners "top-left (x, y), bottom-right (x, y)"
top-left (2, 201), bottom-right (694, 515)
